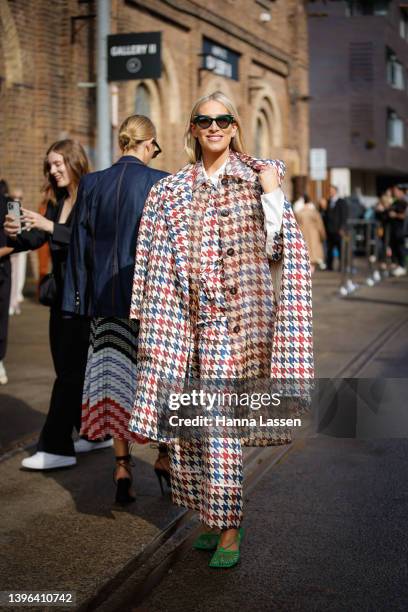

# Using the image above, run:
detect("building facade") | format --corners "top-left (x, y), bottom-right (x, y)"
top-left (308, 0), bottom-right (408, 198)
top-left (0, 0), bottom-right (310, 208)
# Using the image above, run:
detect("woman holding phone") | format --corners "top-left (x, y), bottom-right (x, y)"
top-left (3, 139), bottom-right (104, 470)
top-left (128, 92), bottom-right (314, 567)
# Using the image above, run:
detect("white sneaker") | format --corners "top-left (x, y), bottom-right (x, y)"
top-left (0, 361), bottom-right (8, 385)
top-left (391, 266), bottom-right (407, 277)
top-left (74, 438), bottom-right (113, 453)
top-left (21, 451), bottom-right (77, 470)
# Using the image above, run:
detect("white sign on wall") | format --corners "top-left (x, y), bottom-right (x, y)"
top-left (310, 148), bottom-right (327, 181)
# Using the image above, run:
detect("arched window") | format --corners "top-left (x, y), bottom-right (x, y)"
top-left (135, 83), bottom-right (151, 116)
top-left (254, 108), bottom-right (272, 158)
top-left (255, 116), bottom-right (263, 158)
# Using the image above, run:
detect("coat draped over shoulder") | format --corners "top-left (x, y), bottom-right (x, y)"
top-left (129, 152), bottom-right (314, 443)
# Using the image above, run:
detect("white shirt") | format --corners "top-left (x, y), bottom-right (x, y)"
top-left (202, 161), bottom-right (284, 250)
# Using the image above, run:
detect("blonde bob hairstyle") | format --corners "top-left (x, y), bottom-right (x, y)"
top-left (118, 114), bottom-right (156, 153)
top-left (184, 91), bottom-right (245, 163)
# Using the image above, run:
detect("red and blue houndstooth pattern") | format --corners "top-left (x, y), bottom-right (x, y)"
top-left (129, 152), bottom-right (314, 443)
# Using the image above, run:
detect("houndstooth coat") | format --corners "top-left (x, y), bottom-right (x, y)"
top-left (128, 152), bottom-right (314, 443)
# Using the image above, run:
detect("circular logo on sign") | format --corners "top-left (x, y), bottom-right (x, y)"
top-left (126, 57), bottom-right (142, 74)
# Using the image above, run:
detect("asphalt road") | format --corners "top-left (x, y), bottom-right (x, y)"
top-left (0, 270), bottom-right (407, 611)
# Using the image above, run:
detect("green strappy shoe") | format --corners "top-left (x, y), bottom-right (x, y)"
top-left (193, 532), bottom-right (220, 551)
top-left (208, 528), bottom-right (244, 568)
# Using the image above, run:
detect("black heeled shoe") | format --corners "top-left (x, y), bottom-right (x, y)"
top-left (113, 454), bottom-right (136, 506)
top-left (154, 443), bottom-right (171, 495)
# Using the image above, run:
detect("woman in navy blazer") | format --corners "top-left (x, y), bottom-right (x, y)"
top-left (63, 116), bottom-right (169, 504)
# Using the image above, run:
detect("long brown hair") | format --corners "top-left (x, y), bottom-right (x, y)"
top-left (42, 139), bottom-right (89, 205)
top-left (184, 91), bottom-right (246, 163)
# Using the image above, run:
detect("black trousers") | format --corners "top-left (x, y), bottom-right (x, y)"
top-left (37, 309), bottom-right (90, 456)
top-left (326, 232), bottom-right (342, 271)
top-left (0, 259), bottom-right (11, 361)
top-left (390, 231), bottom-right (405, 267)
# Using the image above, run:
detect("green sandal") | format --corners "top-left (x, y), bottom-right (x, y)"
top-left (209, 528), bottom-right (244, 569)
top-left (193, 532), bottom-right (220, 551)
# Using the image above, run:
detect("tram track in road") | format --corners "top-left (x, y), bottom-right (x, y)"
top-left (334, 313), bottom-right (408, 378)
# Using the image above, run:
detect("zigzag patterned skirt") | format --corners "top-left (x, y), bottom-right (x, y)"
top-left (80, 317), bottom-right (147, 443)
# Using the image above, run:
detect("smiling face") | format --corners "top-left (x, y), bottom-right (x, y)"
top-left (190, 100), bottom-right (238, 160)
top-left (47, 151), bottom-right (72, 189)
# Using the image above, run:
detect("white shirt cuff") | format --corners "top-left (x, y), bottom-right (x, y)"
top-left (261, 188), bottom-right (284, 236)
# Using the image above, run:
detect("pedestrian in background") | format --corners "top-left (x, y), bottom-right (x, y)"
top-left (4, 140), bottom-right (93, 470)
top-left (128, 91), bottom-right (314, 568)
top-left (0, 186), bottom-right (13, 384)
top-left (375, 188), bottom-right (393, 270)
top-left (63, 116), bottom-right (169, 504)
top-left (323, 185), bottom-right (349, 271)
top-left (295, 194), bottom-right (326, 273)
top-left (388, 185), bottom-right (407, 276)
top-left (8, 187), bottom-right (28, 316)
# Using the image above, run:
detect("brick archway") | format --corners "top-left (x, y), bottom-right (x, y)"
top-left (0, 1), bottom-right (24, 86)
top-left (251, 86), bottom-right (283, 153)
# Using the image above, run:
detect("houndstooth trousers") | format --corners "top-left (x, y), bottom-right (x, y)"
top-left (168, 320), bottom-right (244, 529)
top-left (167, 168), bottom-right (277, 529)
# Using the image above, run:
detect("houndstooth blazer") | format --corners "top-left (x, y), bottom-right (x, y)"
top-left (129, 151), bottom-right (314, 442)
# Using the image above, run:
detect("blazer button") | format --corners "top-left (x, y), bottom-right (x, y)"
top-left (221, 209), bottom-right (230, 217)
top-left (233, 325), bottom-right (240, 333)
top-left (230, 286), bottom-right (238, 295)
top-left (226, 247), bottom-right (235, 256)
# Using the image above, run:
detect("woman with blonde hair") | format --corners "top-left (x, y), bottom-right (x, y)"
top-left (4, 139), bottom-right (91, 469)
top-left (63, 115), bottom-right (169, 504)
top-left (128, 92), bottom-right (314, 566)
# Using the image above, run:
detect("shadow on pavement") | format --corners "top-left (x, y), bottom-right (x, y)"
top-left (0, 394), bottom-right (43, 453)
top-left (34, 447), bottom-right (175, 524)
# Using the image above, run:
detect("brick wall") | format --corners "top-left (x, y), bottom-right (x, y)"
top-left (0, 0), bottom-right (309, 204)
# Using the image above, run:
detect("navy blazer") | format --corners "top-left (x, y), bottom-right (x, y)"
top-left (62, 156), bottom-right (168, 318)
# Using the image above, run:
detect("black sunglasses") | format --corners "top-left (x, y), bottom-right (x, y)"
top-left (152, 139), bottom-right (162, 158)
top-left (192, 114), bottom-right (235, 130)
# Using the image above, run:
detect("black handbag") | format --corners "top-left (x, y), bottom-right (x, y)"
top-left (39, 272), bottom-right (57, 307)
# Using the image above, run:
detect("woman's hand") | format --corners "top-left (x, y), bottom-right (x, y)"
top-left (3, 214), bottom-right (20, 239)
top-left (259, 167), bottom-right (280, 194)
top-left (0, 246), bottom-right (14, 258)
top-left (21, 208), bottom-right (54, 233)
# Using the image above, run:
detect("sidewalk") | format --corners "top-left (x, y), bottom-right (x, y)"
top-left (0, 273), bottom-right (407, 611)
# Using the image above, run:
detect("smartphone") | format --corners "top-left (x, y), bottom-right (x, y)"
top-left (7, 200), bottom-right (23, 234)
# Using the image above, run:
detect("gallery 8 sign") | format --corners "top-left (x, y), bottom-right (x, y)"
top-left (108, 32), bottom-right (162, 81)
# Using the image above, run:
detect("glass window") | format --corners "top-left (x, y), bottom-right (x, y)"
top-left (135, 83), bottom-right (151, 117)
top-left (386, 48), bottom-right (405, 90)
top-left (387, 109), bottom-right (404, 147)
top-left (400, 11), bottom-right (408, 42)
top-left (346, 1), bottom-right (389, 16)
